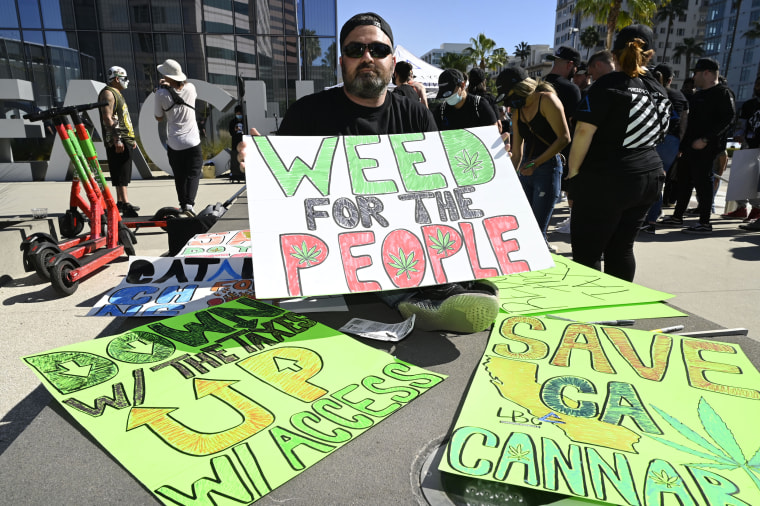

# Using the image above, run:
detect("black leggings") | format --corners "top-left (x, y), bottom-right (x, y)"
top-left (570, 170), bottom-right (662, 282)
top-left (168, 144), bottom-right (203, 208)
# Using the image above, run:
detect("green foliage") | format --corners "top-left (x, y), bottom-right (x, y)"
top-left (440, 52), bottom-right (470, 73)
top-left (574, 0), bottom-right (657, 49)
top-left (579, 27), bottom-right (601, 59)
top-left (514, 42), bottom-right (530, 67)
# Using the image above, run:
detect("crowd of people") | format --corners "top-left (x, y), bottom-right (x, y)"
top-left (229, 12), bottom-right (757, 334)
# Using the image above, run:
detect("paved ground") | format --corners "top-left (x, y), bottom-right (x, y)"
top-left (0, 170), bottom-right (758, 504)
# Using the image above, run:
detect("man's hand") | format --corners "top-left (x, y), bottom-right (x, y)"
top-left (115, 139), bottom-right (125, 153)
top-left (236, 127), bottom-right (262, 173)
top-left (691, 138), bottom-right (709, 150)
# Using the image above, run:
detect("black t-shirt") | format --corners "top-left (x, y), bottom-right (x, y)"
top-left (573, 71), bottom-right (665, 174)
top-left (435, 94), bottom-right (498, 131)
top-left (665, 88), bottom-right (689, 138)
top-left (681, 83), bottom-right (736, 150)
top-left (543, 73), bottom-right (581, 121)
top-left (740, 97), bottom-right (760, 148)
top-left (393, 83), bottom-right (419, 102)
top-left (277, 87), bottom-right (437, 136)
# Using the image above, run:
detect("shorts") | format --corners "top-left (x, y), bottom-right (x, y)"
top-left (106, 143), bottom-right (133, 187)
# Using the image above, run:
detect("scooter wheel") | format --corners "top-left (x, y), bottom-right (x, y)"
top-left (154, 207), bottom-right (181, 231)
top-left (31, 242), bottom-right (61, 281)
top-left (119, 224), bottom-right (136, 256)
top-left (59, 209), bottom-right (86, 238)
top-left (50, 257), bottom-right (80, 296)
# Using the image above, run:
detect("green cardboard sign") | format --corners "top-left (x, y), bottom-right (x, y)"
top-left (440, 315), bottom-right (760, 505)
top-left (24, 298), bottom-right (445, 504)
top-left (491, 255), bottom-right (673, 316)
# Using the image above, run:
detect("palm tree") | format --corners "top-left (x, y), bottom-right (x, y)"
top-left (514, 42), bottom-right (530, 67)
top-left (574, 0), bottom-right (658, 49)
top-left (654, 0), bottom-right (688, 61)
top-left (440, 52), bottom-right (470, 73)
top-left (743, 20), bottom-right (760, 40)
top-left (489, 48), bottom-right (509, 71)
top-left (300, 29), bottom-right (322, 80)
top-left (673, 37), bottom-right (705, 77)
top-left (464, 33), bottom-right (505, 70)
top-left (579, 26), bottom-right (601, 59)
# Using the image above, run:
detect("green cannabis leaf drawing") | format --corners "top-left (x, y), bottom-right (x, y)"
top-left (455, 149), bottom-right (484, 179)
top-left (290, 240), bottom-right (322, 266)
top-left (387, 248), bottom-right (419, 280)
top-left (507, 444), bottom-right (530, 462)
top-left (648, 397), bottom-right (760, 491)
top-left (649, 470), bottom-right (680, 488)
top-left (428, 229), bottom-right (456, 256)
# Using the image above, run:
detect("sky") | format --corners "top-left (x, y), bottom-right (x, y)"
top-left (336, 0), bottom-right (559, 60)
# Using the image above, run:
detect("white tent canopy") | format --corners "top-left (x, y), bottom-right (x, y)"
top-left (394, 45), bottom-right (443, 98)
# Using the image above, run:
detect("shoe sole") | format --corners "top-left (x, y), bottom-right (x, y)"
top-left (399, 292), bottom-right (500, 333)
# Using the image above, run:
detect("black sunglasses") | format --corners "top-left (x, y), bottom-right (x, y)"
top-left (343, 42), bottom-right (392, 59)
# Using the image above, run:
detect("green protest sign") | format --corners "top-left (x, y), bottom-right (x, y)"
top-left (440, 315), bottom-right (760, 505)
top-left (491, 255), bottom-right (674, 316)
top-left (24, 298), bottom-right (445, 504)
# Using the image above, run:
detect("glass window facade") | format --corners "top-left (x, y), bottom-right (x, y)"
top-left (0, 0), bottom-right (337, 127)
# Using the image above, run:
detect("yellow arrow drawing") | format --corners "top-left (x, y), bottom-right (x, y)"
top-left (126, 378), bottom-right (274, 456)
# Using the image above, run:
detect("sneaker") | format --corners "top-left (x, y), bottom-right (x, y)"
top-left (721, 207), bottom-right (748, 219)
top-left (684, 207), bottom-right (700, 215)
top-left (182, 204), bottom-right (196, 217)
top-left (658, 216), bottom-right (683, 226)
top-left (640, 223), bottom-right (656, 234)
top-left (739, 219), bottom-right (760, 231)
top-left (744, 207), bottom-right (760, 222)
top-left (546, 242), bottom-right (557, 253)
top-left (682, 223), bottom-right (712, 234)
top-left (398, 281), bottom-right (500, 333)
top-left (555, 218), bottom-right (571, 234)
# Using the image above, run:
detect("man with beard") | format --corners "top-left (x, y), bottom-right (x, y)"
top-left (246, 12), bottom-right (500, 333)
top-left (276, 13), bottom-right (434, 135)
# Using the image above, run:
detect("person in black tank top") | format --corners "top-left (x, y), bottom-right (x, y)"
top-left (495, 67), bottom-right (570, 248)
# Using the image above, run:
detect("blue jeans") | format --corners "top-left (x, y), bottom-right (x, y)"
top-left (519, 155), bottom-right (562, 240)
top-left (645, 134), bottom-right (679, 223)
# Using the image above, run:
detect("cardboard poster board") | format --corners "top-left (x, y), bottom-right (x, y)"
top-left (725, 149), bottom-right (760, 202)
top-left (439, 314), bottom-right (760, 505)
top-left (88, 256), bottom-right (254, 317)
top-left (491, 255), bottom-right (674, 317)
top-left (26, 298), bottom-right (445, 504)
top-left (244, 126), bottom-right (555, 299)
top-left (177, 230), bottom-right (252, 257)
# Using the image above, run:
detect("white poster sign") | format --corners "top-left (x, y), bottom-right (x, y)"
top-left (725, 148), bottom-right (760, 201)
top-left (245, 126), bottom-right (554, 299)
top-left (88, 256), bottom-right (253, 317)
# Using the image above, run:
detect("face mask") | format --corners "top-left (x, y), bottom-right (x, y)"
top-left (235, 114), bottom-right (243, 120)
top-left (445, 92), bottom-right (463, 106)
top-left (508, 95), bottom-right (526, 109)
top-left (118, 77), bottom-right (129, 89)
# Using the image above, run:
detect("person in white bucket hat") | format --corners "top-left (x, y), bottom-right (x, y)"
top-left (154, 59), bottom-right (202, 215)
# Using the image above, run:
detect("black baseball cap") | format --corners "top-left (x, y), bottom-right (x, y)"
top-left (468, 67), bottom-right (486, 87)
top-left (575, 62), bottom-right (588, 75)
top-left (339, 12), bottom-right (394, 48)
top-left (613, 24), bottom-right (653, 52)
top-left (436, 68), bottom-right (465, 99)
top-left (547, 46), bottom-right (581, 64)
top-left (495, 66), bottom-right (528, 102)
top-left (693, 58), bottom-right (719, 72)
top-left (654, 63), bottom-right (673, 81)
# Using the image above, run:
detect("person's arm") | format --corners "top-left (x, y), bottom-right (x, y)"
top-left (99, 89), bottom-right (124, 153)
top-left (154, 89), bottom-right (165, 122)
top-left (236, 127), bottom-right (263, 173)
top-left (412, 81), bottom-right (428, 108)
top-left (522, 93), bottom-right (570, 175)
top-left (567, 120), bottom-right (597, 179)
top-left (510, 109), bottom-right (524, 170)
top-left (679, 105), bottom-right (688, 141)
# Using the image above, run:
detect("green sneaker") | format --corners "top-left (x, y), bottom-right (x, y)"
top-left (398, 281), bottom-right (500, 333)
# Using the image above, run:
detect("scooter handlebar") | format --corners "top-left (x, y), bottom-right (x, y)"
top-left (23, 101), bottom-right (108, 122)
